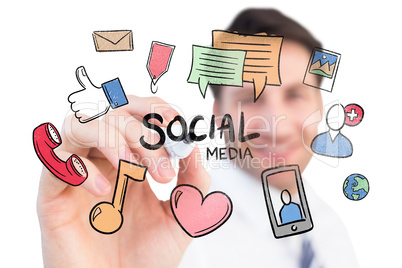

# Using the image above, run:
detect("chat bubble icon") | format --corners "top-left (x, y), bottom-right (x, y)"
top-left (212, 30), bottom-right (283, 102)
top-left (187, 45), bottom-right (246, 98)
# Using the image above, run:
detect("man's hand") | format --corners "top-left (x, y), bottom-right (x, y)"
top-left (37, 95), bottom-right (210, 267)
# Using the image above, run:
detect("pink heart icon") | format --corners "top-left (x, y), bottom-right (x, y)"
top-left (170, 184), bottom-right (233, 238)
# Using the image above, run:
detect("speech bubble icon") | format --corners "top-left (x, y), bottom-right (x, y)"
top-left (187, 45), bottom-right (246, 98)
top-left (212, 30), bottom-right (283, 102)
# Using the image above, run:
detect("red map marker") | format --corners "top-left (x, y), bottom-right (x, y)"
top-left (146, 41), bottom-right (175, 93)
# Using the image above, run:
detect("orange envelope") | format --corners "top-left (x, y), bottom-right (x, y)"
top-left (92, 30), bottom-right (133, 52)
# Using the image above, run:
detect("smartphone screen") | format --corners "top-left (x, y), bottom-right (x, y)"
top-left (261, 165), bottom-right (313, 238)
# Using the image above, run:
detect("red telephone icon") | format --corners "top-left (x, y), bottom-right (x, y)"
top-left (33, 122), bottom-right (88, 186)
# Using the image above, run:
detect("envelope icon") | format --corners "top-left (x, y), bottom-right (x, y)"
top-left (92, 30), bottom-right (133, 52)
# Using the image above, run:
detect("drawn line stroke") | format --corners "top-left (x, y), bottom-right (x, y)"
top-left (199, 58), bottom-right (238, 65)
top-left (199, 74), bottom-right (234, 80)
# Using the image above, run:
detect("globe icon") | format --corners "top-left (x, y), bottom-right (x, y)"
top-left (343, 174), bottom-right (369, 201)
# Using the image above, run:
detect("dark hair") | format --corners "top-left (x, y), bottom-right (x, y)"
top-left (211, 8), bottom-right (322, 100)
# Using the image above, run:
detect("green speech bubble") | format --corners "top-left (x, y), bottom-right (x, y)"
top-left (187, 45), bottom-right (246, 98)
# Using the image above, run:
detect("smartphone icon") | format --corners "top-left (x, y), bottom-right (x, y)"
top-left (261, 165), bottom-right (313, 238)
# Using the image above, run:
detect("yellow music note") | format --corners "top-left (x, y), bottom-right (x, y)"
top-left (89, 160), bottom-right (147, 234)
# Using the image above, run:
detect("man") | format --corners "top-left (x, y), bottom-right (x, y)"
top-left (37, 8), bottom-right (357, 267)
top-left (179, 9), bottom-right (358, 267)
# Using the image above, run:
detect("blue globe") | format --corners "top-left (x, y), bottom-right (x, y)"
top-left (343, 174), bottom-right (369, 201)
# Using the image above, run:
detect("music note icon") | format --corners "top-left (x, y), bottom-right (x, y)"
top-left (89, 159), bottom-right (148, 234)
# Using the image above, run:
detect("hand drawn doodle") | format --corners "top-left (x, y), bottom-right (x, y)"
top-left (261, 165), bottom-right (313, 238)
top-left (303, 48), bottom-right (341, 92)
top-left (343, 174), bottom-right (369, 201)
top-left (68, 66), bottom-right (128, 123)
top-left (33, 122), bottom-right (88, 186)
top-left (90, 160), bottom-right (147, 234)
top-left (187, 45), bottom-right (246, 98)
top-left (212, 30), bottom-right (283, 102)
top-left (147, 41), bottom-right (175, 94)
top-left (92, 30), bottom-right (133, 52)
top-left (311, 103), bottom-right (364, 158)
top-left (170, 184), bottom-right (233, 238)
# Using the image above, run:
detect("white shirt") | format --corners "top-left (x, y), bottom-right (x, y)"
top-left (179, 161), bottom-right (359, 267)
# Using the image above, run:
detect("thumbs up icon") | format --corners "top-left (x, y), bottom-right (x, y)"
top-left (68, 66), bottom-right (128, 123)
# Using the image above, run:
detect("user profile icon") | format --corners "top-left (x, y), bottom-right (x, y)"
top-left (311, 103), bottom-right (364, 158)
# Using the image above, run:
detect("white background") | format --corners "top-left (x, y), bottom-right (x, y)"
top-left (1, 0), bottom-right (401, 266)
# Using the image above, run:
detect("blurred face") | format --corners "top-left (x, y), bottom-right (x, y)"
top-left (213, 41), bottom-right (323, 192)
